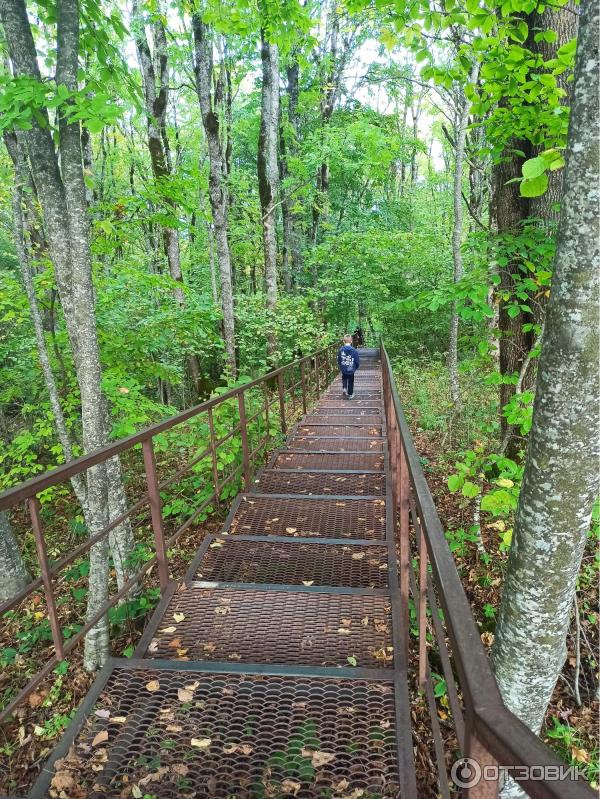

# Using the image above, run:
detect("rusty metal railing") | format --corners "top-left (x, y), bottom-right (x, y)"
top-left (0, 343), bottom-right (338, 723)
top-left (381, 343), bottom-right (593, 799)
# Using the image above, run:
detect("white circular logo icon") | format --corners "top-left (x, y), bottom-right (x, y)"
top-left (451, 757), bottom-right (482, 788)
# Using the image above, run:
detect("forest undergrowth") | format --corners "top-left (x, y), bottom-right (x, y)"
top-left (395, 357), bottom-right (599, 789)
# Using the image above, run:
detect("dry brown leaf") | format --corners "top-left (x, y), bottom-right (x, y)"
top-left (286, 527), bottom-right (297, 533)
top-left (215, 606), bottom-right (231, 615)
top-left (190, 737), bottom-right (212, 749)
top-left (228, 652), bottom-right (242, 661)
top-left (280, 779), bottom-right (301, 796)
top-left (203, 642), bottom-right (217, 653)
top-left (92, 730), bottom-right (109, 747)
top-left (172, 764), bottom-right (189, 776)
top-left (168, 638), bottom-right (182, 649)
top-left (166, 724), bottom-right (183, 732)
top-left (351, 552), bottom-right (365, 560)
top-left (301, 748), bottom-right (336, 768)
top-left (159, 626), bottom-right (176, 634)
top-left (337, 627), bottom-right (351, 635)
top-left (173, 613), bottom-right (186, 623)
top-left (340, 618), bottom-right (352, 627)
top-left (145, 680), bottom-right (160, 692)
top-left (302, 580), bottom-right (314, 586)
top-left (178, 688), bottom-right (194, 703)
top-left (112, 716), bottom-right (127, 724)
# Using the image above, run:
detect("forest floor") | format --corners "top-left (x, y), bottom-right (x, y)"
top-left (396, 358), bottom-right (599, 790)
top-left (1, 364), bottom-right (597, 795)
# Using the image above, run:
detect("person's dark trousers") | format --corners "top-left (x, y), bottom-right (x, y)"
top-left (342, 373), bottom-right (355, 396)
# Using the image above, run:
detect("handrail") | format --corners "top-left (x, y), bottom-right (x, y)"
top-left (380, 342), bottom-right (593, 799)
top-left (0, 342), bottom-right (338, 723)
top-left (0, 345), bottom-right (334, 510)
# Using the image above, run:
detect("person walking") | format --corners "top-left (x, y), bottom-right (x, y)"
top-left (338, 334), bottom-right (360, 399)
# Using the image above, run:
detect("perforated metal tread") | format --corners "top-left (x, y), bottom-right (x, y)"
top-left (293, 424), bottom-right (382, 437)
top-left (252, 470), bottom-right (386, 496)
top-left (34, 360), bottom-right (417, 799)
top-left (287, 436), bottom-right (385, 453)
top-left (226, 495), bottom-right (387, 539)
top-left (192, 537), bottom-right (389, 586)
top-left (143, 588), bottom-right (393, 669)
top-left (33, 663), bottom-right (401, 799)
top-left (273, 451), bottom-right (385, 471)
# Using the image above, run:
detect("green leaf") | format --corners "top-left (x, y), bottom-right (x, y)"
top-left (447, 474), bottom-right (463, 492)
top-left (462, 481), bottom-right (480, 498)
top-left (522, 157), bottom-right (547, 180)
top-left (520, 173), bottom-right (549, 197)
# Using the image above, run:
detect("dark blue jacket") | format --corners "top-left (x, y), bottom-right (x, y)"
top-left (338, 344), bottom-right (360, 375)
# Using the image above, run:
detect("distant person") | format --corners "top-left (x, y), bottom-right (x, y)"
top-left (338, 334), bottom-right (360, 399)
top-left (352, 327), bottom-right (365, 347)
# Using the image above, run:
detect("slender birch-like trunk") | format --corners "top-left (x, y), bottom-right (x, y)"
top-left (258, 30), bottom-right (280, 358)
top-left (1, 0), bottom-right (135, 669)
top-left (492, 6), bottom-right (599, 797)
top-left (449, 63), bottom-right (479, 409)
top-left (0, 511), bottom-right (30, 605)
top-left (192, 15), bottom-right (236, 377)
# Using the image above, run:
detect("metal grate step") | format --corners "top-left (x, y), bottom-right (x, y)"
top-left (252, 470), bottom-right (386, 496)
top-left (34, 664), bottom-right (401, 799)
top-left (192, 537), bottom-right (389, 586)
top-left (293, 424), bottom-right (383, 437)
top-left (227, 495), bottom-right (387, 538)
top-left (143, 588), bottom-right (393, 669)
top-left (287, 436), bottom-right (384, 453)
top-left (273, 451), bottom-right (385, 471)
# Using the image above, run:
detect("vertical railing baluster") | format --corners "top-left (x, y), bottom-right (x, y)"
top-left (262, 381), bottom-right (270, 444)
top-left (142, 438), bottom-right (169, 592)
top-left (300, 360), bottom-right (307, 415)
top-left (28, 497), bottom-right (64, 660)
top-left (238, 391), bottom-right (251, 490)
top-left (207, 408), bottom-right (220, 506)
top-left (277, 372), bottom-right (286, 434)
top-left (464, 725), bottom-right (499, 798)
top-left (315, 353), bottom-right (321, 398)
top-left (418, 521), bottom-right (428, 690)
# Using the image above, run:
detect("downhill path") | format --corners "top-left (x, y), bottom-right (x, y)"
top-left (32, 349), bottom-right (417, 799)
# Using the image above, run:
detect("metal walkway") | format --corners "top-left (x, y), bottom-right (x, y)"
top-left (31, 351), bottom-right (417, 798)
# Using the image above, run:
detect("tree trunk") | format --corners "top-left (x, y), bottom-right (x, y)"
top-left (0, 511), bottom-right (30, 605)
top-left (492, 7), bottom-right (599, 798)
top-left (1, 0), bottom-right (134, 670)
top-left (258, 30), bottom-right (280, 357)
top-left (192, 15), bottom-right (236, 377)
top-left (527, 3), bottom-right (579, 226)
top-left (449, 64), bottom-right (479, 408)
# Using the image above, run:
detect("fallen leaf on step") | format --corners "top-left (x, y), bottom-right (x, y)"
top-left (92, 730), bottom-right (109, 747)
top-left (145, 680), bottom-right (160, 692)
top-left (173, 613), bottom-right (186, 623)
top-left (191, 737), bottom-right (212, 749)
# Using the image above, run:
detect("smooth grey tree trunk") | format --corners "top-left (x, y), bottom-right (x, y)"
top-left (258, 31), bottom-right (280, 358)
top-left (0, 511), bottom-right (30, 605)
top-left (449, 63), bottom-right (480, 409)
top-left (492, 4), bottom-right (599, 796)
top-left (192, 15), bottom-right (236, 377)
top-left (1, 0), bottom-right (134, 670)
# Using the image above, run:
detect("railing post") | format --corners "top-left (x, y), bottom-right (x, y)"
top-left (277, 372), bottom-right (287, 434)
top-left (262, 381), bottom-right (271, 439)
top-left (315, 353), bottom-right (321, 398)
top-left (238, 391), bottom-right (251, 490)
top-left (28, 497), bottom-right (64, 660)
top-left (418, 524), bottom-right (428, 690)
top-left (398, 437), bottom-right (411, 659)
top-left (142, 438), bottom-right (169, 592)
top-left (207, 408), bottom-right (220, 506)
top-left (463, 722), bottom-right (499, 798)
top-left (300, 360), bottom-right (308, 415)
